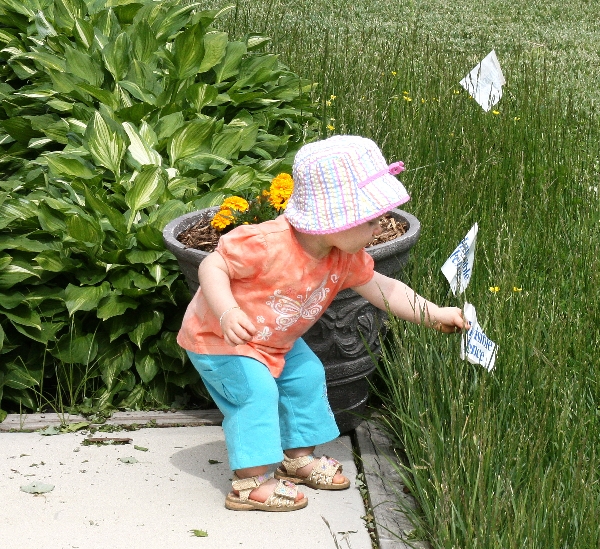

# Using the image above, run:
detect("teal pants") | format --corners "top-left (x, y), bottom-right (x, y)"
top-left (187, 338), bottom-right (340, 471)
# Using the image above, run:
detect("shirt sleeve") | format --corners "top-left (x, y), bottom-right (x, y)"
top-left (339, 249), bottom-right (375, 290)
top-left (216, 224), bottom-right (268, 280)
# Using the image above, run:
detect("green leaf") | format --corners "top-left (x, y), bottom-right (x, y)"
top-left (83, 185), bottom-right (127, 233)
top-left (135, 224), bottom-right (165, 251)
top-left (213, 41), bottom-right (246, 83)
top-left (45, 153), bottom-right (97, 179)
top-left (97, 292), bottom-right (138, 320)
top-left (3, 304), bottom-right (42, 329)
top-left (53, 0), bottom-right (86, 33)
top-left (0, 324), bottom-right (4, 352)
top-left (135, 349), bottom-right (159, 382)
top-left (172, 22), bottom-right (205, 80)
top-left (126, 250), bottom-right (165, 264)
top-left (219, 166), bottom-right (256, 191)
top-left (85, 111), bottom-right (126, 177)
top-left (0, 261), bottom-right (40, 289)
top-left (64, 282), bottom-right (111, 315)
top-left (97, 339), bottom-right (134, 387)
top-left (65, 46), bottom-right (103, 87)
top-left (123, 122), bottom-right (162, 167)
top-left (129, 309), bottom-right (164, 349)
top-left (185, 83), bottom-right (218, 112)
top-left (73, 17), bottom-right (94, 49)
top-left (198, 31), bottom-right (228, 73)
top-left (14, 51), bottom-right (65, 73)
top-left (125, 166), bottom-right (166, 226)
top-left (169, 119), bottom-right (215, 165)
top-left (102, 32), bottom-right (131, 82)
top-left (21, 482), bottom-right (54, 494)
top-left (51, 333), bottom-right (98, 364)
top-left (34, 250), bottom-right (77, 273)
top-left (66, 214), bottom-right (103, 246)
top-left (119, 456), bottom-right (138, 464)
top-left (39, 426), bottom-right (61, 436)
top-left (131, 20), bottom-right (158, 63)
top-left (190, 530), bottom-right (208, 538)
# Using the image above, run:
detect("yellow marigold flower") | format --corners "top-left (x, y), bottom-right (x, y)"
top-left (221, 196), bottom-right (249, 212)
top-left (489, 286), bottom-right (500, 293)
top-left (269, 173), bottom-right (294, 210)
top-left (211, 208), bottom-right (234, 230)
top-left (513, 286), bottom-right (522, 292)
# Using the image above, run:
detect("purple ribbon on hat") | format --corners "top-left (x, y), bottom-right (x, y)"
top-left (358, 161), bottom-right (405, 188)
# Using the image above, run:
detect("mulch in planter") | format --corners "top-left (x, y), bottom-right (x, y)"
top-left (176, 213), bottom-right (408, 253)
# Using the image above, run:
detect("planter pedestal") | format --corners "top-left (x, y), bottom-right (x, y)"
top-left (163, 208), bottom-right (420, 433)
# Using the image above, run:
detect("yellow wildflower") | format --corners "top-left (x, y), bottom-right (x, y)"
top-left (489, 286), bottom-right (500, 293)
top-left (514, 116), bottom-right (521, 121)
top-left (330, 94), bottom-right (336, 100)
top-left (391, 71), bottom-right (397, 76)
top-left (453, 89), bottom-right (460, 94)
top-left (513, 286), bottom-right (522, 292)
top-left (403, 96), bottom-right (412, 102)
top-left (269, 173), bottom-right (294, 210)
top-left (492, 110), bottom-right (500, 115)
top-left (326, 100), bottom-right (332, 106)
top-left (327, 124), bottom-right (335, 131)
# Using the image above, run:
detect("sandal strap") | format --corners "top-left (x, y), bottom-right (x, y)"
top-left (264, 479), bottom-right (300, 508)
top-left (231, 472), bottom-right (273, 502)
top-left (281, 453), bottom-right (315, 475)
top-left (307, 456), bottom-right (342, 486)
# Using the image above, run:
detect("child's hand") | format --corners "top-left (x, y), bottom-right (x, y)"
top-left (430, 307), bottom-right (470, 334)
top-left (220, 307), bottom-right (257, 346)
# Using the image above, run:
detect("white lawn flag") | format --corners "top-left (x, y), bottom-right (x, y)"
top-left (460, 50), bottom-right (505, 111)
top-left (441, 223), bottom-right (478, 295)
top-left (461, 303), bottom-right (497, 371)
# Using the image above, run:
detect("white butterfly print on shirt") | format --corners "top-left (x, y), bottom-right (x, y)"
top-left (266, 277), bottom-right (330, 331)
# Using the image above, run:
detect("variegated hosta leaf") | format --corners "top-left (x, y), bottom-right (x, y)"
top-left (125, 166), bottom-right (167, 219)
top-left (85, 111), bottom-right (126, 176)
top-left (168, 119), bottom-right (215, 165)
top-left (172, 22), bottom-right (205, 80)
top-left (64, 282), bottom-right (111, 316)
top-left (102, 32), bottom-right (131, 82)
top-left (123, 122), bottom-right (162, 168)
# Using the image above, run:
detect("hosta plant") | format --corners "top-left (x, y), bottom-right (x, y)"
top-left (0, 0), bottom-right (318, 418)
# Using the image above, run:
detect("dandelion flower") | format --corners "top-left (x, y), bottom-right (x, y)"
top-left (327, 124), bottom-right (335, 131)
top-left (489, 286), bottom-right (500, 293)
top-left (403, 96), bottom-right (412, 102)
top-left (513, 287), bottom-right (522, 292)
top-left (391, 71), bottom-right (397, 76)
top-left (492, 110), bottom-right (500, 115)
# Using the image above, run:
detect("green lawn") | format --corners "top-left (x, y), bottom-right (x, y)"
top-left (220, 1), bottom-right (600, 547)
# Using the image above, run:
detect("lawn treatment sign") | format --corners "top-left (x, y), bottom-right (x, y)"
top-left (461, 303), bottom-right (497, 371)
top-left (460, 50), bottom-right (505, 112)
top-left (441, 223), bottom-right (478, 295)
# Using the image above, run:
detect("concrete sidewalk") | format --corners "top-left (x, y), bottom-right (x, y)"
top-left (0, 412), bottom-right (421, 549)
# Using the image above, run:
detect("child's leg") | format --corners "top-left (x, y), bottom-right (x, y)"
top-left (186, 351), bottom-right (284, 470)
top-left (186, 351), bottom-right (306, 507)
top-left (274, 339), bottom-right (348, 487)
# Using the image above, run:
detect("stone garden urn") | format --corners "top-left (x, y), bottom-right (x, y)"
top-left (163, 207), bottom-right (420, 433)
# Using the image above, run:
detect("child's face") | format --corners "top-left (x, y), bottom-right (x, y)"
top-left (325, 216), bottom-right (384, 254)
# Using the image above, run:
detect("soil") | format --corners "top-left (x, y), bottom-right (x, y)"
top-left (176, 213), bottom-right (408, 252)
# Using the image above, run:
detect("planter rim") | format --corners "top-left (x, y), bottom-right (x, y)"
top-left (163, 207), bottom-right (420, 261)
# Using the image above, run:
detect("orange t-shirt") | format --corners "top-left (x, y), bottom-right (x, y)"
top-left (177, 216), bottom-right (375, 377)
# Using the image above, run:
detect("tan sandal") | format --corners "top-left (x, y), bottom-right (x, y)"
top-left (274, 454), bottom-right (350, 490)
top-left (225, 472), bottom-right (308, 511)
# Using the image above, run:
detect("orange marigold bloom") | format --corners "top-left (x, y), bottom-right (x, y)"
top-left (269, 173), bottom-right (294, 210)
top-left (211, 208), bottom-right (234, 230)
top-left (221, 196), bottom-right (249, 212)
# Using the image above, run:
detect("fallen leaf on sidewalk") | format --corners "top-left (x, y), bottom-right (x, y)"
top-left (190, 529), bottom-right (208, 537)
top-left (83, 437), bottom-right (132, 446)
top-left (118, 456), bottom-right (138, 464)
top-left (63, 421), bottom-right (90, 432)
top-left (134, 445), bottom-right (148, 452)
top-left (20, 481), bottom-right (54, 494)
top-left (39, 426), bottom-right (61, 436)
top-left (208, 459), bottom-right (222, 464)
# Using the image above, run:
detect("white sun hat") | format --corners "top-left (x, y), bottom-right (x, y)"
top-left (284, 135), bottom-right (410, 234)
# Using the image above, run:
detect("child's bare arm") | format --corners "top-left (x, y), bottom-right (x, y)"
top-left (352, 272), bottom-right (469, 333)
top-left (198, 252), bottom-right (257, 346)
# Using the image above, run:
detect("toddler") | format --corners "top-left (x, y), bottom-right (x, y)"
top-left (177, 135), bottom-right (468, 511)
